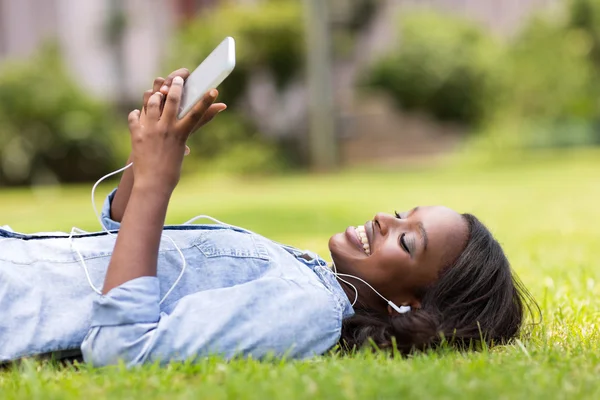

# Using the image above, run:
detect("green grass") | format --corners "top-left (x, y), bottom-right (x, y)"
top-left (1, 149), bottom-right (599, 399)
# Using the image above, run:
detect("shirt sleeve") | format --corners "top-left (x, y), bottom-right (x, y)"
top-left (81, 276), bottom-right (342, 367)
top-left (99, 188), bottom-right (121, 231)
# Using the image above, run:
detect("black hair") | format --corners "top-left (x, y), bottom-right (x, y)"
top-left (339, 213), bottom-right (539, 355)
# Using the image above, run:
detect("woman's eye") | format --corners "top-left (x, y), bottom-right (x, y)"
top-left (394, 211), bottom-right (402, 219)
top-left (400, 233), bottom-right (410, 254)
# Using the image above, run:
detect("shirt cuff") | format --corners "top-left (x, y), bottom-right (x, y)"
top-left (90, 276), bottom-right (161, 327)
top-left (100, 188), bottom-right (121, 231)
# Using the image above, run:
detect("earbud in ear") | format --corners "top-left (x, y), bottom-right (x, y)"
top-left (388, 301), bottom-right (411, 314)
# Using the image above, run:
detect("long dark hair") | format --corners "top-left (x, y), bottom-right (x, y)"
top-left (339, 214), bottom-right (539, 355)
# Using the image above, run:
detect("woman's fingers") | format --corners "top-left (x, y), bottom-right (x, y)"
top-left (153, 77), bottom-right (165, 94)
top-left (146, 92), bottom-right (163, 122)
top-left (162, 76), bottom-right (184, 124)
top-left (161, 68), bottom-right (190, 94)
top-left (177, 89), bottom-right (218, 134)
top-left (191, 103), bottom-right (227, 133)
top-left (128, 109), bottom-right (141, 133)
top-left (142, 90), bottom-right (153, 111)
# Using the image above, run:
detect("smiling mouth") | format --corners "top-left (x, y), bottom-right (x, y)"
top-left (355, 225), bottom-right (371, 255)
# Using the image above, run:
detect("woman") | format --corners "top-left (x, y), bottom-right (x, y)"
top-left (0, 69), bottom-right (535, 366)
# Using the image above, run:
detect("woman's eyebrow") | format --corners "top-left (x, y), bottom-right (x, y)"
top-left (407, 207), bottom-right (428, 251)
top-left (417, 221), bottom-right (429, 251)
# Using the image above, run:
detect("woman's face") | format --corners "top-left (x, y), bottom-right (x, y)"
top-left (328, 206), bottom-right (468, 313)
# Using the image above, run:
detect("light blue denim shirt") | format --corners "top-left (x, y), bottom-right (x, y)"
top-left (0, 190), bottom-right (353, 366)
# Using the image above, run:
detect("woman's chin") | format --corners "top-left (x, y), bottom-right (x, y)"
top-left (328, 233), bottom-right (344, 253)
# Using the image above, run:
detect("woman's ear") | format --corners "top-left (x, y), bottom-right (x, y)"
top-left (411, 300), bottom-right (422, 310)
top-left (386, 303), bottom-right (410, 316)
top-left (387, 300), bottom-right (421, 317)
top-left (388, 293), bottom-right (422, 315)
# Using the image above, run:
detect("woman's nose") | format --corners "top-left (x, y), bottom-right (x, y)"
top-left (374, 212), bottom-right (395, 235)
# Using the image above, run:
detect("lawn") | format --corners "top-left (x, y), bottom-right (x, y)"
top-left (1, 149), bottom-right (599, 399)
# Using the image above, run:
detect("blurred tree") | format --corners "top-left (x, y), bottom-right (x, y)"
top-left (172, 0), bottom-right (305, 106)
top-left (105, 0), bottom-right (129, 109)
top-left (169, 0), bottom-right (387, 171)
top-left (305, 0), bottom-right (336, 171)
top-left (167, 0), bottom-right (305, 172)
top-left (569, 0), bottom-right (600, 69)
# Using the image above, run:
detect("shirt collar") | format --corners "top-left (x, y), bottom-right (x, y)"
top-left (286, 248), bottom-right (354, 319)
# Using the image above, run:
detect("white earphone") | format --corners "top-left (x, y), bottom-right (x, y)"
top-left (311, 253), bottom-right (411, 314)
top-left (75, 162), bottom-right (187, 305)
top-left (79, 162), bottom-right (412, 314)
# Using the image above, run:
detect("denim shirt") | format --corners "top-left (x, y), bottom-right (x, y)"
top-left (0, 190), bottom-right (354, 366)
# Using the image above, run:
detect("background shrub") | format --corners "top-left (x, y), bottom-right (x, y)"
top-left (0, 45), bottom-right (123, 186)
top-left (364, 1), bottom-right (600, 149)
top-left (363, 11), bottom-right (505, 127)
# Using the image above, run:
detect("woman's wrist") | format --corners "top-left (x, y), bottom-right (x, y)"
top-left (110, 155), bottom-right (135, 222)
top-left (132, 179), bottom-right (176, 201)
top-left (102, 181), bottom-right (172, 294)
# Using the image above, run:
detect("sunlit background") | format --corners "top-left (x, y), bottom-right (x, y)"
top-left (1, 2), bottom-right (600, 396)
top-left (4, 0), bottom-right (596, 186)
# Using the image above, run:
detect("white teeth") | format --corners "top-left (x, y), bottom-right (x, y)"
top-left (355, 225), bottom-right (371, 255)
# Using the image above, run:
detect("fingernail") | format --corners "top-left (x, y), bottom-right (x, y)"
top-left (173, 76), bottom-right (183, 85)
top-left (160, 85), bottom-right (169, 92)
top-left (209, 89), bottom-right (217, 98)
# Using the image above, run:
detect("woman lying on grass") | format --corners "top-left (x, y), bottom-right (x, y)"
top-left (0, 69), bottom-right (536, 367)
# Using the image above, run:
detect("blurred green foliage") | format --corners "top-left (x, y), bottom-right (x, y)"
top-left (0, 45), bottom-right (124, 186)
top-left (180, 112), bottom-right (286, 175)
top-left (344, 0), bottom-right (381, 34)
top-left (172, 0), bottom-right (304, 104)
top-left (167, 0), bottom-right (305, 173)
top-left (483, 11), bottom-right (600, 150)
top-left (364, 12), bottom-right (504, 126)
top-left (364, 0), bottom-right (600, 149)
top-left (570, 0), bottom-right (600, 69)
top-left (13, 0), bottom-right (600, 184)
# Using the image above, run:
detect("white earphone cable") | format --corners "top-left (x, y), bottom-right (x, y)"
top-left (91, 162), bottom-right (133, 234)
top-left (315, 256), bottom-right (411, 314)
top-left (79, 164), bottom-right (409, 312)
top-left (183, 215), bottom-right (229, 226)
top-left (69, 226), bottom-right (102, 295)
top-left (157, 234), bottom-right (187, 305)
top-left (183, 214), bottom-right (411, 314)
top-left (73, 162), bottom-right (186, 305)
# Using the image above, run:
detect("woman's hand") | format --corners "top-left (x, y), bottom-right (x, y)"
top-left (110, 68), bottom-right (227, 222)
top-left (103, 76), bottom-right (223, 295)
top-left (142, 69), bottom-right (228, 147)
top-left (128, 76), bottom-right (218, 194)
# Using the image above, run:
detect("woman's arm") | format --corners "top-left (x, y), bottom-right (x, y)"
top-left (102, 76), bottom-right (219, 294)
top-left (82, 277), bottom-right (342, 366)
top-left (110, 69), bottom-right (226, 222)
